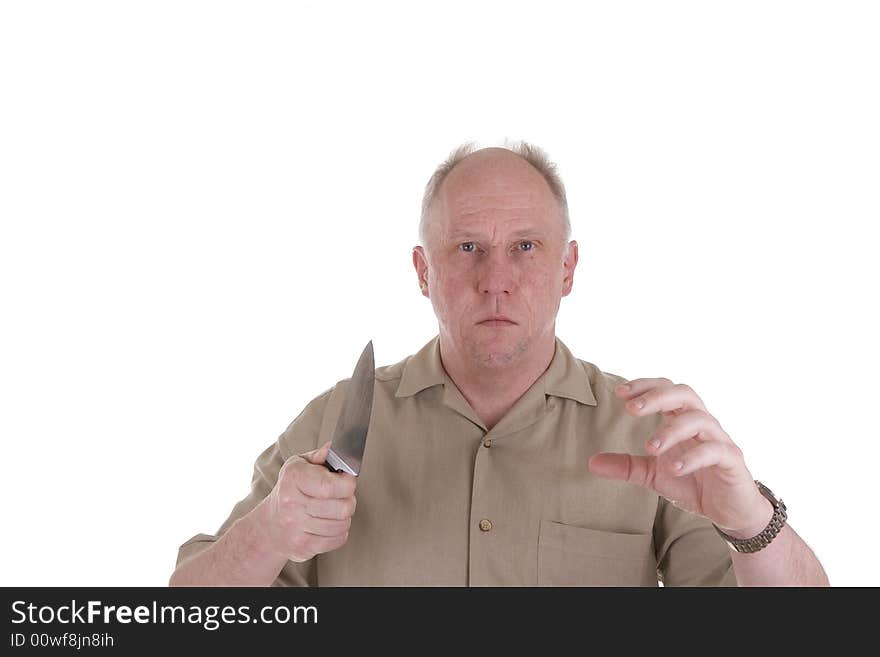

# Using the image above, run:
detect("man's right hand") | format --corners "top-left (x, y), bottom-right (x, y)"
top-left (258, 441), bottom-right (358, 562)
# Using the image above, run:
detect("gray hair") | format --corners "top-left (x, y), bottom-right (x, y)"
top-left (418, 139), bottom-right (571, 245)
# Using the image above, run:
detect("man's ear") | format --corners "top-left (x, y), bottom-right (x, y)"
top-left (412, 246), bottom-right (429, 298)
top-left (561, 240), bottom-right (579, 297)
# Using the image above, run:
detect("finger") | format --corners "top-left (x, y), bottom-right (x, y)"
top-left (302, 532), bottom-right (349, 557)
top-left (670, 441), bottom-right (743, 477)
top-left (620, 382), bottom-right (707, 417)
top-left (302, 515), bottom-right (352, 538)
top-left (303, 495), bottom-right (357, 521)
top-left (614, 378), bottom-right (677, 414)
top-left (614, 378), bottom-right (672, 400)
top-left (588, 452), bottom-right (655, 489)
top-left (647, 409), bottom-right (731, 456)
top-left (296, 464), bottom-right (358, 499)
top-left (302, 441), bottom-right (332, 466)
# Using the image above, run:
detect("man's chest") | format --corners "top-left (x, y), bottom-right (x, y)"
top-left (315, 409), bottom-right (660, 585)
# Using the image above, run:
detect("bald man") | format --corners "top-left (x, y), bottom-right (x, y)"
top-left (170, 142), bottom-right (828, 587)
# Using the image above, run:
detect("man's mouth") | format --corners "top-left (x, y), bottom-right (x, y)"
top-left (478, 316), bottom-right (517, 327)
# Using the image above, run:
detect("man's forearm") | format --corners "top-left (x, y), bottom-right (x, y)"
top-left (169, 501), bottom-right (290, 587)
top-left (730, 523), bottom-right (829, 586)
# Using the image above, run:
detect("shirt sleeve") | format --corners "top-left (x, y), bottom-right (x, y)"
top-left (653, 496), bottom-right (739, 587)
top-left (174, 386), bottom-right (336, 587)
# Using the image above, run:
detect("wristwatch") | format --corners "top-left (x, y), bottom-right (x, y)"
top-left (713, 480), bottom-right (787, 553)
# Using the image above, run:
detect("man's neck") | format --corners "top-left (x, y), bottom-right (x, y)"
top-left (438, 332), bottom-right (557, 430)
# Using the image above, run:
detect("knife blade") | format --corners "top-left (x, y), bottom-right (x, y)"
top-left (324, 340), bottom-right (375, 476)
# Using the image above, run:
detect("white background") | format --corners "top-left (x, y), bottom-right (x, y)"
top-left (1, 1), bottom-right (877, 586)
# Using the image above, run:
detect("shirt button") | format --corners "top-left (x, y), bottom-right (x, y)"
top-left (479, 519), bottom-right (493, 532)
top-left (483, 439), bottom-right (492, 448)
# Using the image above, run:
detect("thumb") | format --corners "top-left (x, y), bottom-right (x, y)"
top-left (303, 441), bottom-right (332, 466)
top-left (588, 452), bottom-right (653, 489)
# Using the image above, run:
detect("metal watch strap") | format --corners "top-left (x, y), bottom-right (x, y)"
top-left (713, 480), bottom-right (787, 554)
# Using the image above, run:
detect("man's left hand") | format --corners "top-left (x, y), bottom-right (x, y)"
top-left (588, 378), bottom-right (773, 538)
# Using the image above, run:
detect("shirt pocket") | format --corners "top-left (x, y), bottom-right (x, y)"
top-left (537, 520), bottom-right (658, 587)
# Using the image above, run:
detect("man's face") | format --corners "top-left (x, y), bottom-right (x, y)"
top-left (413, 149), bottom-right (578, 369)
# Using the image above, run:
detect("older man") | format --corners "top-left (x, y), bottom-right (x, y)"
top-left (170, 142), bottom-right (828, 586)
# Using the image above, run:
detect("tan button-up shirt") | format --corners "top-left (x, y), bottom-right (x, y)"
top-left (176, 336), bottom-right (737, 586)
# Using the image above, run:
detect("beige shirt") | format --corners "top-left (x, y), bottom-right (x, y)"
top-left (176, 336), bottom-right (737, 586)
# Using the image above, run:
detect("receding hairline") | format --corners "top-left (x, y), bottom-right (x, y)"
top-left (419, 140), bottom-right (572, 246)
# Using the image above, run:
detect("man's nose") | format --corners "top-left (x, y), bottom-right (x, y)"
top-left (477, 249), bottom-right (517, 295)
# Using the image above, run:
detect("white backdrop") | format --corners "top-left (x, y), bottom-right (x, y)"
top-left (1, 1), bottom-right (877, 586)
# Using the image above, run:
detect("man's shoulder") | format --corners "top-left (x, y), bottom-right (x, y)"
top-left (374, 351), bottom-right (411, 385)
top-left (558, 337), bottom-right (630, 399)
top-left (302, 348), bottom-right (413, 406)
top-left (575, 357), bottom-right (630, 396)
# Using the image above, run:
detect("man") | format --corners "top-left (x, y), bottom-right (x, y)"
top-left (170, 142), bottom-right (829, 586)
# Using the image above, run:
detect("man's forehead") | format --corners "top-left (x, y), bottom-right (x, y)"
top-left (441, 188), bottom-right (556, 223)
top-left (452, 191), bottom-right (549, 213)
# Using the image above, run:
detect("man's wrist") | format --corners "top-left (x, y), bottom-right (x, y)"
top-left (721, 496), bottom-right (775, 540)
top-left (713, 481), bottom-right (788, 554)
top-left (241, 499), bottom-right (286, 560)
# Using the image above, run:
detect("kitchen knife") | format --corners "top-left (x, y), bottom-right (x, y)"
top-left (324, 340), bottom-right (374, 476)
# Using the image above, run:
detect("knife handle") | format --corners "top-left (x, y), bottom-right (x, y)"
top-left (324, 448), bottom-right (358, 476)
top-left (324, 448), bottom-right (346, 474)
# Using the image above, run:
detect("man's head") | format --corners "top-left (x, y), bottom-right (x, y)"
top-left (412, 141), bottom-right (579, 371)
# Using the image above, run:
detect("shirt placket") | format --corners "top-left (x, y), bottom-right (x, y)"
top-left (468, 430), bottom-right (496, 585)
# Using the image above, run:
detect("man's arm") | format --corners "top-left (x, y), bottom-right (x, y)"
top-left (169, 500), bottom-right (291, 587)
top-left (724, 497), bottom-right (829, 586)
top-left (589, 378), bottom-right (829, 587)
top-left (169, 442), bottom-right (357, 587)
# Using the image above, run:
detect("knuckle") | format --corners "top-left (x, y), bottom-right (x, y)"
top-left (283, 470), bottom-right (304, 494)
top-left (277, 480), bottom-right (294, 502)
top-left (283, 458), bottom-right (305, 479)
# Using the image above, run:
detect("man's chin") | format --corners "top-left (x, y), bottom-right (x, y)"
top-left (466, 337), bottom-right (529, 369)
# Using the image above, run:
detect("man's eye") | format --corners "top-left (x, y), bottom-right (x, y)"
top-left (519, 240), bottom-right (535, 252)
top-left (460, 242), bottom-right (476, 253)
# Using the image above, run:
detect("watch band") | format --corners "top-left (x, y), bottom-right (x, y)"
top-left (713, 480), bottom-right (787, 554)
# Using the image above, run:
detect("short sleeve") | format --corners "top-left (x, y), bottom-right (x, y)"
top-left (653, 496), bottom-right (738, 587)
top-left (174, 386), bottom-right (336, 587)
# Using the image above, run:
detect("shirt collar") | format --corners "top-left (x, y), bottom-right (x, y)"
top-left (396, 335), bottom-right (597, 407)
